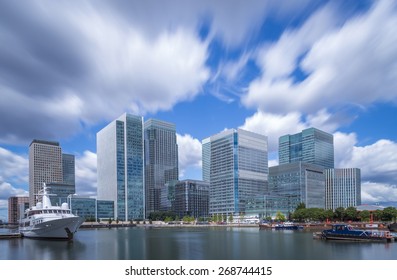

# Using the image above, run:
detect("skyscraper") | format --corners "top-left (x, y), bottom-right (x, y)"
top-left (269, 162), bottom-right (325, 209)
top-left (62, 153), bottom-right (75, 186)
top-left (97, 113), bottom-right (145, 221)
top-left (325, 168), bottom-right (361, 210)
top-left (279, 127), bottom-right (334, 169)
top-left (202, 137), bottom-right (211, 182)
top-left (204, 129), bottom-right (268, 216)
top-left (8, 196), bottom-right (29, 225)
top-left (144, 119), bottom-right (178, 217)
top-left (29, 140), bottom-right (63, 207)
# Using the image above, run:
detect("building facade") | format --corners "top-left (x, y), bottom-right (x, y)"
top-left (269, 162), bottom-right (325, 209)
top-left (144, 119), bottom-right (178, 217)
top-left (279, 127), bottom-right (334, 169)
top-left (8, 196), bottom-right (29, 225)
top-left (29, 140), bottom-right (63, 207)
top-left (174, 180), bottom-right (209, 219)
top-left (97, 113), bottom-right (145, 221)
top-left (202, 137), bottom-right (211, 182)
top-left (62, 153), bottom-right (75, 186)
top-left (325, 168), bottom-right (361, 210)
top-left (204, 129), bottom-right (268, 216)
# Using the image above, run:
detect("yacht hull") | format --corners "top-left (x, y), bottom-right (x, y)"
top-left (20, 216), bottom-right (85, 240)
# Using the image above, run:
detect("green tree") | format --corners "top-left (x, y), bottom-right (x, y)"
top-left (359, 210), bottom-right (371, 222)
top-left (382, 207), bottom-right (397, 222)
top-left (334, 207), bottom-right (345, 221)
top-left (296, 202), bottom-right (306, 210)
top-left (292, 208), bottom-right (306, 222)
top-left (228, 213), bottom-right (234, 223)
top-left (324, 209), bottom-right (334, 222)
top-left (275, 211), bottom-right (286, 222)
top-left (345, 207), bottom-right (358, 221)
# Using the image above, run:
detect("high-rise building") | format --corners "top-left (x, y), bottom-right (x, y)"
top-left (144, 119), bottom-right (178, 217)
top-left (204, 129), bottom-right (268, 216)
top-left (174, 179), bottom-right (209, 219)
top-left (97, 113), bottom-right (145, 221)
top-left (8, 196), bottom-right (29, 225)
top-left (29, 140), bottom-right (63, 207)
top-left (279, 127), bottom-right (334, 169)
top-left (202, 137), bottom-right (211, 182)
top-left (325, 168), bottom-right (361, 210)
top-left (62, 153), bottom-right (75, 186)
top-left (269, 162), bottom-right (325, 209)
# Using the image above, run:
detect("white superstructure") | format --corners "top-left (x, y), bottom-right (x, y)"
top-left (19, 183), bottom-right (84, 240)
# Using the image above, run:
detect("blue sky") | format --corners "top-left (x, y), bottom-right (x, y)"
top-left (1, 0), bottom-right (397, 221)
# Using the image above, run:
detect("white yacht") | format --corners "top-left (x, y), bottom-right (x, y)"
top-left (19, 183), bottom-right (85, 240)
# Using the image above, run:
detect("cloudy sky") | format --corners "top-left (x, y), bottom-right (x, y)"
top-left (1, 0), bottom-right (396, 221)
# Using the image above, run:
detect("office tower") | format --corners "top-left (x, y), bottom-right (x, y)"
top-left (144, 119), bottom-right (178, 217)
top-left (174, 179), bottom-right (209, 219)
top-left (97, 113), bottom-right (145, 221)
top-left (62, 153), bottom-right (75, 186)
top-left (279, 127), bottom-right (334, 169)
top-left (8, 196), bottom-right (29, 225)
top-left (204, 129), bottom-right (268, 216)
top-left (325, 168), bottom-right (361, 210)
top-left (269, 162), bottom-right (325, 209)
top-left (202, 137), bottom-right (211, 182)
top-left (29, 140), bottom-right (63, 207)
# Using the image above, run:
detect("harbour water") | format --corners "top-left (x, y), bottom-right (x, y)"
top-left (1, 226), bottom-right (397, 260)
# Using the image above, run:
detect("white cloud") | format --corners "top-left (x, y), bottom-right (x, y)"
top-left (240, 111), bottom-right (306, 153)
top-left (0, 147), bottom-right (28, 186)
top-left (361, 182), bottom-right (397, 203)
top-left (177, 133), bottom-right (202, 178)
top-left (243, 0), bottom-right (397, 114)
top-left (75, 151), bottom-right (97, 197)
top-left (0, 181), bottom-right (28, 200)
top-left (240, 109), bottom-right (340, 153)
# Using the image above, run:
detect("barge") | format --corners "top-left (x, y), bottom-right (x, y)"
top-left (315, 224), bottom-right (394, 242)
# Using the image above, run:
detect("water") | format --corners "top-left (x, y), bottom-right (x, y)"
top-left (1, 226), bottom-right (397, 260)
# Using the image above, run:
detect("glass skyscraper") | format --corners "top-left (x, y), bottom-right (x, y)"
top-left (204, 129), bottom-right (268, 216)
top-left (269, 162), bottom-right (325, 209)
top-left (279, 127), bottom-right (334, 169)
top-left (97, 113), bottom-right (145, 221)
top-left (144, 119), bottom-right (178, 217)
top-left (62, 153), bottom-right (75, 186)
top-left (325, 168), bottom-right (361, 210)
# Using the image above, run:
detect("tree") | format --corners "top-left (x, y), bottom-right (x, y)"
top-left (359, 210), bottom-right (371, 222)
top-left (228, 213), bottom-right (234, 223)
top-left (275, 211), bottom-right (286, 222)
top-left (296, 202), bottom-right (306, 210)
top-left (324, 209), bottom-right (334, 222)
top-left (345, 207), bottom-right (358, 221)
top-left (382, 207), bottom-right (397, 222)
top-left (292, 208), bottom-right (306, 222)
top-left (334, 207), bottom-right (345, 221)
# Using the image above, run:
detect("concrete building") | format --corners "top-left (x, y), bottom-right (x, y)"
top-left (29, 140), bottom-right (63, 207)
top-left (325, 168), bottom-right (361, 210)
top-left (269, 162), bottom-right (325, 209)
top-left (8, 196), bottom-right (29, 225)
top-left (203, 129), bottom-right (268, 216)
top-left (144, 119), bottom-right (178, 217)
top-left (97, 113), bottom-right (145, 221)
top-left (279, 127), bottom-right (334, 169)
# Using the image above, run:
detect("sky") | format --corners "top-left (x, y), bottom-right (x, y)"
top-left (0, 0), bottom-right (397, 221)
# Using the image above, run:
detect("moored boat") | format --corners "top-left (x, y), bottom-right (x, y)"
top-left (19, 183), bottom-right (84, 240)
top-left (273, 222), bottom-right (303, 230)
top-left (319, 224), bottom-right (394, 242)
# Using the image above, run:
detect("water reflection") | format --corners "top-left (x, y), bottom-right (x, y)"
top-left (1, 227), bottom-right (397, 260)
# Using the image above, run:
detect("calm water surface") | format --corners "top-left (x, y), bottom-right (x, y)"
top-left (1, 227), bottom-right (397, 260)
